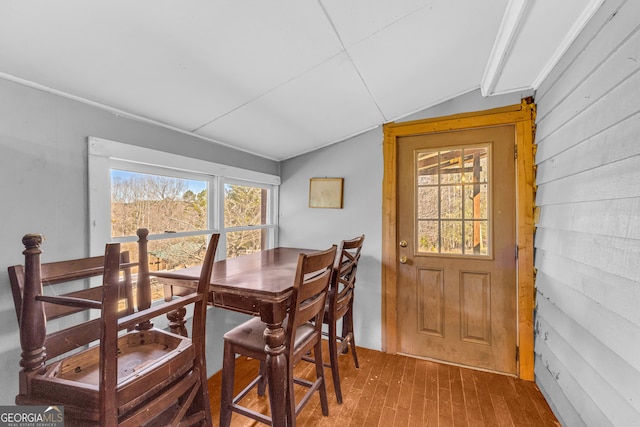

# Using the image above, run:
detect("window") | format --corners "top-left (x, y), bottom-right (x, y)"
top-left (110, 166), bottom-right (214, 286)
top-left (416, 145), bottom-right (490, 256)
top-left (111, 169), bottom-right (209, 236)
top-left (89, 137), bottom-right (280, 301)
top-left (223, 181), bottom-right (272, 258)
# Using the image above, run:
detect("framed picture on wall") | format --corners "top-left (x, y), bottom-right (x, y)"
top-left (309, 178), bottom-right (343, 209)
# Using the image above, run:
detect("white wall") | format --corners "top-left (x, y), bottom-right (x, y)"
top-left (279, 129), bottom-right (384, 350)
top-left (534, 0), bottom-right (640, 425)
top-left (0, 78), bottom-right (276, 405)
top-left (279, 89), bottom-right (527, 352)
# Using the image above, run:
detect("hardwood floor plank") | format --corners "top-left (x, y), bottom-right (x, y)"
top-left (207, 347), bottom-right (559, 427)
top-left (384, 353), bottom-right (407, 411)
top-left (472, 370), bottom-right (500, 426)
top-left (394, 356), bottom-right (417, 426)
top-left (438, 363), bottom-right (454, 425)
top-left (379, 406), bottom-right (397, 427)
top-left (508, 377), bottom-right (543, 427)
top-left (400, 356), bottom-right (417, 402)
top-left (424, 398), bottom-right (439, 426)
top-left (425, 361), bottom-right (439, 401)
top-left (409, 359), bottom-right (427, 424)
top-left (370, 352), bottom-right (395, 411)
top-left (462, 385), bottom-right (483, 424)
top-left (348, 350), bottom-right (384, 427)
top-left (367, 365), bottom-right (392, 423)
top-left (490, 394), bottom-right (515, 427)
top-left (450, 366), bottom-right (465, 405)
top-left (522, 381), bottom-right (561, 427)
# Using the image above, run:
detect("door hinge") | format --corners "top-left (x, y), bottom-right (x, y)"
top-left (514, 144), bottom-right (518, 160)
top-left (516, 346), bottom-right (520, 362)
top-left (515, 244), bottom-right (519, 260)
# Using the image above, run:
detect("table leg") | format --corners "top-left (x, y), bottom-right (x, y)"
top-left (264, 321), bottom-right (288, 427)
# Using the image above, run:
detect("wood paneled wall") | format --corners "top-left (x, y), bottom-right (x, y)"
top-left (533, 0), bottom-right (640, 425)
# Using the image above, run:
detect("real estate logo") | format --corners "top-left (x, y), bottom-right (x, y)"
top-left (0, 406), bottom-right (64, 427)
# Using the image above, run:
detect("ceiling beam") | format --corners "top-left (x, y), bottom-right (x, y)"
top-left (480, 0), bottom-right (530, 97)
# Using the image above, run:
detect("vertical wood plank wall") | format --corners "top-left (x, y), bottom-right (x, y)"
top-left (533, 0), bottom-right (640, 425)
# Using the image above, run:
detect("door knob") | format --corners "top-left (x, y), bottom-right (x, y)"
top-left (399, 256), bottom-right (407, 264)
top-left (399, 240), bottom-right (408, 247)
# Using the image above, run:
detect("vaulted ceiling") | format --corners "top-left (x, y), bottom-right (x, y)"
top-left (0, 0), bottom-right (603, 160)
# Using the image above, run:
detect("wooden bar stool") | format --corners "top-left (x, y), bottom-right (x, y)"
top-left (219, 245), bottom-right (337, 427)
top-left (324, 234), bottom-right (365, 403)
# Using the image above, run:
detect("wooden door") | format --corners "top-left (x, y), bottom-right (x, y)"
top-left (396, 125), bottom-right (517, 374)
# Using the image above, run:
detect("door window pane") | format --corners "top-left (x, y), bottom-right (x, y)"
top-left (418, 221), bottom-right (439, 253)
top-left (416, 145), bottom-right (490, 256)
top-left (464, 148), bottom-right (489, 182)
top-left (464, 184), bottom-right (488, 219)
top-left (441, 185), bottom-right (462, 219)
top-left (439, 149), bottom-right (463, 184)
top-left (464, 221), bottom-right (488, 255)
top-left (417, 187), bottom-right (439, 219)
top-left (416, 152), bottom-right (439, 185)
top-left (441, 221), bottom-right (463, 254)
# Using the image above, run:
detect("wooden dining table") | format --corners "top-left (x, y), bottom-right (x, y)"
top-left (149, 247), bottom-right (317, 427)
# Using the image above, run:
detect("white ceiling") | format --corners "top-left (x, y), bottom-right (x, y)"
top-left (0, 0), bottom-right (603, 160)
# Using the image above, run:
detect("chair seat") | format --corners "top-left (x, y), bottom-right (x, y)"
top-left (28, 329), bottom-right (194, 414)
top-left (223, 316), bottom-right (316, 355)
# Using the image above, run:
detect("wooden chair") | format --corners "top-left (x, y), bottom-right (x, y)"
top-left (323, 234), bottom-right (365, 404)
top-left (219, 245), bottom-right (337, 427)
top-left (8, 230), bottom-right (220, 427)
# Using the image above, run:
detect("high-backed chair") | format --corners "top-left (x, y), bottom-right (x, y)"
top-left (324, 234), bottom-right (365, 404)
top-left (219, 245), bottom-right (337, 427)
top-left (8, 230), bottom-right (220, 426)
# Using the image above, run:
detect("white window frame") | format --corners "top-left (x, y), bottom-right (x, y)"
top-left (88, 136), bottom-right (280, 257)
top-left (221, 177), bottom-right (278, 255)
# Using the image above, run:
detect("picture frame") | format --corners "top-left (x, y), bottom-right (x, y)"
top-left (309, 178), bottom-right (343, 209)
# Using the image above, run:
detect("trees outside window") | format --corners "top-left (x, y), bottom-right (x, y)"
top-left (110, 170), bottom-right (276, 302)
top-left (224, 183), bottom-right (269, 259)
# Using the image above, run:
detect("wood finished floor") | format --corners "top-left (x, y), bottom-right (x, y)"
top-left (207, 345), bottom-right (560, 427)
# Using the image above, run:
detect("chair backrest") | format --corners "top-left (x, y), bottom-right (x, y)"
top-left (189, 232), bottom-right (220, 356)
top-left (7, 235), bottom-right (138, 366)
top-left (101, 233), bottom-right (220, 425)
top-left (286, 246), bottom-right (337, 356)
top-left (328, 235), bottom-right (365, 320)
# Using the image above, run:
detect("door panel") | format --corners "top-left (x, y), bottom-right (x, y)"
top-left (397, 125), bottom-right (517, 374)
top-left (460, 271), bottom-right (491, 344)
top-left (417, 268), bottom-right (444, 336)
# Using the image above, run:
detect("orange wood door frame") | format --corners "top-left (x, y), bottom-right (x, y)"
top-left (382, 99), bottom-right (537, 380)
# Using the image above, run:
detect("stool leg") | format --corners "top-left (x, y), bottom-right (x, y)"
top-left (328, 320), bottom-right (343, 404)
top-left (345, 308), bottom-right (359, 368)
top-left (315, 341), bottom-right (329, 416)
top-left (257, 360), bottom-right (267, 396)
top-left (220, 342), bottom-right (235, 427)
top-left (287, 362), bottom-right (296, 427)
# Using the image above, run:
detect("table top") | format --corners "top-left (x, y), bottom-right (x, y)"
top-left (151, 247), bottom-right (316, 303)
